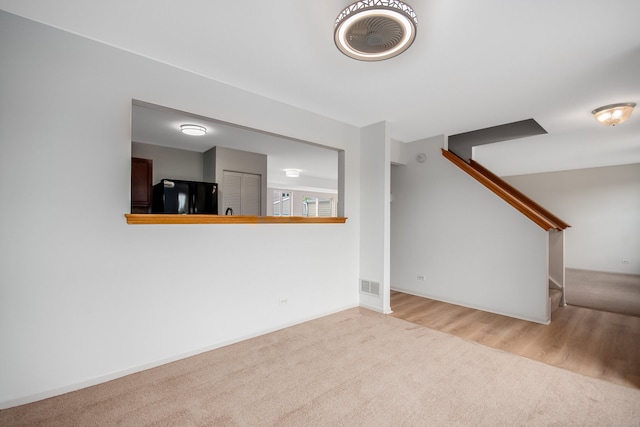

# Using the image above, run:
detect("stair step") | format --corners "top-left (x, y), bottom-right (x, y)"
top-left (548, 277), bottom-right (562, 290)
top-left (549, 288), bottom-right (563, 313)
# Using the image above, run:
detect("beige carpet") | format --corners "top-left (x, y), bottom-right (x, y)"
top-left (1, 308), bottom-right (639, 426)
top-left (566, 268), bottom-right (640, 317)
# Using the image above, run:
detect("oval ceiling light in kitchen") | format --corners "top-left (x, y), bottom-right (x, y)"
top-left (180, 124), bottom-right (207, 136)
top-left (334, 0), bottom-right (418, 61)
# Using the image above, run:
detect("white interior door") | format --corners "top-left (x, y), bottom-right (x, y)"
top-left (223, 171), bottom-right (260, 215)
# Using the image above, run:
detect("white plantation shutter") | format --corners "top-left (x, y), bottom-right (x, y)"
top-left (281, 192), bottom-right (291, 216)
top-left (272, 190), bottom-right (281, 216)
top-left (305, 199), bottom-right (317, 217)
top-left (304, 198), bottom-right (334, 217)
top-left (318, 199), bottom-right (332, 217)
top-left (272, 190), bottom-right (295, 216)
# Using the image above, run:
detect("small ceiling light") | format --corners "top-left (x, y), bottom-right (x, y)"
top-left (285, 169), bottom-right (300, 178)
top-left (180, 124), bottom-right (207, 136)
top-left (591, 103), bottom-right (636, 126)
top-left (334, 0), bottom-right (418, 61)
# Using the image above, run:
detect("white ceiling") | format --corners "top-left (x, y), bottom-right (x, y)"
top-left (2, 0), bottom-right (639, 178)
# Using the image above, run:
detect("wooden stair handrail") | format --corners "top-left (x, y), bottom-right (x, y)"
top-left (442, 149), bottom-right (570, 231)
top-left (469, 160), bottom-right (571, 230)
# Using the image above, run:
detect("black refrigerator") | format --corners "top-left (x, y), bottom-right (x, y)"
top-left (152, 179), bottom-right (218, 214)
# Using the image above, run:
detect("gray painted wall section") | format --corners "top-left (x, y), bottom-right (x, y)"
top-left (448, 119), bottom-right (547, 162)
top-left (132, 141), bottom-right (204, 184)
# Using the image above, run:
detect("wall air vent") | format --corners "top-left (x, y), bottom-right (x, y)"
top-left (360, 279), bottom-right (381, 296)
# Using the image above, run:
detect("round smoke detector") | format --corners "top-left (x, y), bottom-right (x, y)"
top-left (334, 0), bottom-right (418, 61)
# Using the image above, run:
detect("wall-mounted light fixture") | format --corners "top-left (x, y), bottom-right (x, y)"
top-left (180, 124), bottom-right (207, 136)
top-left (334, 0), bottom-right (418, 61)
top-left (285, 169), bottom-right (301, 178)
top-left (591, 103), bottom-right (636, 126)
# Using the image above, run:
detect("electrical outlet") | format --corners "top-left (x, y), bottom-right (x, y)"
top-left (622, 259), bottom-right (630, 264)
top-left (278, 298), bottom-right (289, 306)
top-left (417, 274), bottom-right (425, 281)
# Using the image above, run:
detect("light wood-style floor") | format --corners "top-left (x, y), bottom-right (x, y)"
top-left (390, 291), bottom-right (640, 389)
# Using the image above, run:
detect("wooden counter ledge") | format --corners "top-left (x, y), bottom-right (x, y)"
top-left (125, 214), bottom-right (347, 225)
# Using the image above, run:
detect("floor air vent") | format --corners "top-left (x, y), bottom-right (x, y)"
top-left (360, 279), bottom-right (381, 297)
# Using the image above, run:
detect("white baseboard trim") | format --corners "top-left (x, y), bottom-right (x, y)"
top-left (1, 304), bottom-right (359, 410)
top-left (359, 301), bottom-right (392, 314)
top-left (391, 287), bottom-right (550, 325)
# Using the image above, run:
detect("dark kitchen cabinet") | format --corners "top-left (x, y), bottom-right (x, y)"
top-left (131, 157), bottom-right (152, 213)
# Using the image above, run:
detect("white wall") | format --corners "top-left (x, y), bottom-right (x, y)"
top-left (391, 136), bottom-right (549, 323)
top-left (0, 12), bottom-right (362, 408)
top-left (390, 138), bottom-right (407, 165)
top-left (359, 122), bottom-right (391, 313)
top-left (504, 164), bottom-right (640, 275)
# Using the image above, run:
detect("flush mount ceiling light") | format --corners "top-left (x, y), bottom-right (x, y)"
top-left (334, 0), bottom-right (418, 61)
top-left (591, 103), bottom-right (636, 126)
top-left (180, 124), bottom-right (207, 136)
top-left (285, 169), bottom-right (300, 178)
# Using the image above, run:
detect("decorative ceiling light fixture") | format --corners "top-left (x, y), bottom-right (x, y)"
top-left (180, 124), bottom-right (207, 136)
top-left (334, 0), bottom-right (418, 61)
top-left (591, 103), bottom-right (636, 126)
top-left (285, 169), bottom-right (301, 178)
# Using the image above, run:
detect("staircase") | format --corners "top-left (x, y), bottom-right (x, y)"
top-left (549, 274), bottom-right (565, 319)
top-left (442, 149), bottom-right (570, 231)
top-left (442, 148), bottom-right (570, 323)
top-left (549, 289), bottom-right (563, 313)
top-left (549, 287), bottom-right (563, 317)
